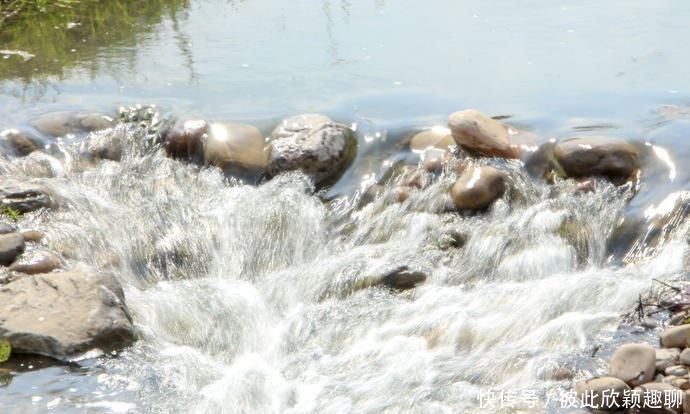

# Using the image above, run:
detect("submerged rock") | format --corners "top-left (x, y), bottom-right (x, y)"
top-left (204, 123), bottom-right (267, 178)
top-left (0, 129), bottom-right (39, 156)
top-left (0, 233), bottom-right (25, 266)
top-left (409, 128), bottom-right (455, 152)
top-left (450, 165), bottom-right (507, 211)
top-left (609, 343), bottom-right (655, 386)
top-left (31, 111), bottom-right (115, 137)
top-left (447, 109), bottom-right (520, 159)
top-left (524, 141), bottom-right (566, 181)
top-left (0, 270), bottom-right (136, 360)
top-left (381, 266), bottom-right (427, 290)
top-left (554, 137), bottom-right (639, 182)
top-left (162, 117), bottom-right (208, 161)
top-left (266, 113), bottom-right (357, 186)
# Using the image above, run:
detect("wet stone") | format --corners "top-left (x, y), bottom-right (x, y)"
top-left (0, 233), bottom-right (25, 266)
top-left (0, 129), bottom-right (39, 156)
top-left (451, 165), bottom-right (507, 211)
top-left (554, 137), bottom-right (639, 182)
top-left (9, 249), bottom-right (62, 275)
top-left (266, 113), bottom-right (357, 186)
top-left (574, 376), bottom-right (630, 410)
top-left (447, 109), bottom-right (520, 159)
top-left (21, 231), bottom-right (44, 243)
top-left (162, 117), bottom-right (208, 161)
top-left (0, 184), bottom-right (49, 213)
top-left (381, 266), bottom-right (427, 290)
top-left (204, 123), bottom-right (267, 178)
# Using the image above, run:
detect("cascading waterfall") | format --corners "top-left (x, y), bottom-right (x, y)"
top-left (0, 115), bottom-right (687, 414)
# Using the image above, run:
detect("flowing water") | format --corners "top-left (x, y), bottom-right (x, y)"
top-left (1, 1), bottom-right (689, 413)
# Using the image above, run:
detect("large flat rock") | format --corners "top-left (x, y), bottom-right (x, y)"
top-left (0, 270), bottom-right (136, 360)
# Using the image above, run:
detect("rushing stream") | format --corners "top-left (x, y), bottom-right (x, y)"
top-left (1, 1), bottom-right (690, 413)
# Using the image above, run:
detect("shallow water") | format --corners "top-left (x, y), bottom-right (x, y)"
top-left (0, 1), bottom-right (689, 413)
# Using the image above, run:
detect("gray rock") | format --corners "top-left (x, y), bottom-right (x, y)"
top-left (0, 270), bottom-right (136, 360)
top-left (450, 165), bottom-right (507, 211)
top-left (0, 222), bottom-right (16, 234)
top-left (554, 137), bottom-right (639, 181)
top-left (0, 233), bottom-right (25, 266)
top-left (574, 376), bottom-right (630, 410)
top-left (9, 249), bottom-right (62, 275)
top-left (78, 113), bottom-right (116, 132)
top-left (661, 325), bottom-right (690, 348)
top-left (81, 127), bottom-right (125, 161)
top-left (0, 182), bottom-right (50, 213)
top-left (609, 343), bottom-right (656, 386)
top-left (162, 117), bottom-right (208, 161)
top-left (656, 348), bottom-right (681, 372)
top-left (447, 109), bottom-right (520, 159)
top-left (204, 123), bottom-right (267, 177)
top-left (30, 111), bottom-right (114, 137)
top-left (680, 348), bottom-right (690, 366)
top-left (266, 114), bottom-right (357, 186)
top-left (665, 365), bottom-right (688, 377)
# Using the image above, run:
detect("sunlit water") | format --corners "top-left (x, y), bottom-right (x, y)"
top-left (0, 1), bottom-right (689, 413)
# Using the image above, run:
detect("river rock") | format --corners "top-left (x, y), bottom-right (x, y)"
top-left (447, 109), bottom-right (520, 158)
top-left (662, 325), bottom-right (690, 348)
top-left (657, 348), bottom-right (681, 372)
top-left (0, 270), bottom-right (136, 360)
top-left (162, 117), bottom-right (208, 161)
top-left (524, 141), bottom-right (566, 181)
top-left (204, 123), bottom-right (267, 177)
top-left (679, 348), bottom-right (690, 366)
top-left (266, 113), bottom-right (357, 186)
top-left (0, 129), bottom-right (39, 156)
top-left (9, 249), bottom-right (62, 275)
top-left (78, 113), bottom-right (116, 132)
top-left (450, 165), bottom-right (507, 211)
top-left (554, 137), bottom-right (639, 181)
top-left (381, 266), bottom-right (427, 290)
top-left (0, 183), bottom-right (49, 213)
top-left (31, 111), bottom-right (115, 137)
top-left (409, 128), bottom-right (455, 152)
top-left (609, 343), bottom-right (655, 386)
top-left (575, 376), bottom-right (630, 410)
top-left (635, 382), bottom-right (684, 414)
top-left (0, 223), bottom-right (16, 234)
top-left (0, 233), bottom-right (25, 266)
top-left (81, 126), bottom-right (127, 161)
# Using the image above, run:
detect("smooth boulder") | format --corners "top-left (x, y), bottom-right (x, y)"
top-left (661, 325), bottom-right (690, 348)
top-left (204, 123), bottom-right (267, 177)
top-left (575, 377), bottom-right (630, 410)
top-left (447, 109), bottom-right (519, 159)
top-left (451, 165), bottom-right (507, 211)
top-left (0, 270), bottom-right (136, 360)
top-left (266, 114), bottom-right (357, 186)
top-left (409, 128), bottom-right (455, 152)
top-left (554, 137), bottom-right (638, 181)
top-left (609, 343), bottom-right (655, 386)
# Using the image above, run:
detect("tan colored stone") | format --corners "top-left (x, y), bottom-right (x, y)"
top-left (554, 137), bottom-right (638, 181)
top-left (662, 325), bottom-right (690, 348)
top-left (575, 376), bottom-right (630, 410)
top-left (609, 343), bottom-right (656, 386)
top-left (447, 109), bottom-right (520, 158)
top-left (205, 123), bottom-right (267, 176)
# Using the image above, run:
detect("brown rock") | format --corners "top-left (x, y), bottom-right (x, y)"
top-left (409, 128), bottom-right (455, 152)
top-left (609, 343), bottom-right (656, 386)
top-left (447, 109), bottom-right (520, 158)
top-left (0, 233), bottom-right (25, 266)
top-left (554, 137), bottom-right (639, 181)
top-left (163, 118), bottom-right (208, 161)
top-left (9, 249), bottom-right (62, 274)
top-left (1, 129), bottom-right (38, 156)
top-left (450, 165), bottom-right (507, 211)
top-left (21, 231), bottom-right (44, 242)
top-left (204, 123), bottom-right (267, 177)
